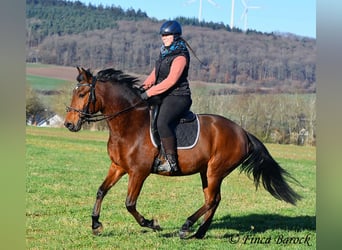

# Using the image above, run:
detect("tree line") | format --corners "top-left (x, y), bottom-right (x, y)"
top-left (26, 0), bottom-right (316, 92)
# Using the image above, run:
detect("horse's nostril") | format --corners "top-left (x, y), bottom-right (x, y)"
top-left (64, 122), bottom-right (73, 129)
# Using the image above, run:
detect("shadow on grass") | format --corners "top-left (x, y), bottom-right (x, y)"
top-left (98, 214), bottom-right (316, 238)
top-left (211, 214), bottom-right (316, 233)
top-left (160, 214), bottom-right (315, 238)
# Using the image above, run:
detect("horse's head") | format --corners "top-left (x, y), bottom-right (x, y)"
top-left (64, 67), bottom-right (98, 132)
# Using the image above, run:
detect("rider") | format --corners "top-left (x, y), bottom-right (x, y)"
top-left (140, 20), bottom-right (192, 173)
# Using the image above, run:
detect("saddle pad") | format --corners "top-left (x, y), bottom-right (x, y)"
top-left (150, 115), bottom-right (200, 149)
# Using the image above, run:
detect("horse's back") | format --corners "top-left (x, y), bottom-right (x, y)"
top-left (196, 113), bottom-right (249, 164)
top-left (198, 113), bottom-right (246, 136)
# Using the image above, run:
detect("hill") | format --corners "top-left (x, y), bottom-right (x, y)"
top-left (26, 0), bottom-right (316, 92)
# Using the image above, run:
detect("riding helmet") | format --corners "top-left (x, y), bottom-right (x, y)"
top-left (159, 20), bottom-right (182, 36)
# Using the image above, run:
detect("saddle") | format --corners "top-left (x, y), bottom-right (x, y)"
top-left (149, 105), bottom-right (200, 150)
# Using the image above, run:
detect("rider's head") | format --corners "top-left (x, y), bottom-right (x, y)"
top-left (159, 20), bottom-right (182, 40)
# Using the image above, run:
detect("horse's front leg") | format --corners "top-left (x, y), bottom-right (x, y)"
top-left (92, 163), bottom-right (126, 235)
top-left (125, 173), bottom-right (162, 231)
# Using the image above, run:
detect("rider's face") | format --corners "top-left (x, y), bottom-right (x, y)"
top-left (161, 34), bottom-right (174, 47)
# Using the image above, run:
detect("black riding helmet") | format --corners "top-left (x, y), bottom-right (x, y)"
top-left (159, 20), bottom-right (182, 37)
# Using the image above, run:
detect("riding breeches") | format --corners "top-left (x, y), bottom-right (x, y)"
top-left (156, 95), bottom-right (192, 138)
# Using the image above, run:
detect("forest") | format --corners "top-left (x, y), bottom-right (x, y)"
top-left (26, 0), bottom-right (316, 92)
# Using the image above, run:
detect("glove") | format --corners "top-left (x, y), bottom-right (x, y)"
top-left (140, 91), bottom-right (149, 100)
top-left (133, 84), bottom-right (146, 93)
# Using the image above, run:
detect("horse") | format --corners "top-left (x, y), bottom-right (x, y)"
top-left (64, 67), bottom-right (302, 239)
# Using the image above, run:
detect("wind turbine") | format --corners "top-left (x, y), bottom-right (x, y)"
top-left (240, 0), bottom-right (260, 32)
top-left (230, 0), bottom-right (235, 29)
top-left (187, 0), bottom-right (219, 23)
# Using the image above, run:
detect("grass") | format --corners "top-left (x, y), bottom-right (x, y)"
top-left (26, 126), bottom-right (316, 249)
top-left (26, 75), bottom-right (69, 91)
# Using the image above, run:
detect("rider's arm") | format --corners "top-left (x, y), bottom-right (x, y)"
top-left (142, 68), bottom-right (156, 89)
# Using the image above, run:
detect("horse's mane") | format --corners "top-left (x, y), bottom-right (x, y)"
top-left (96, 68), bottom-right (140, 91)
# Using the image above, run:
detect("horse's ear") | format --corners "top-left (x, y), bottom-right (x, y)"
top-left (77, 66), bottom-right (81, 73)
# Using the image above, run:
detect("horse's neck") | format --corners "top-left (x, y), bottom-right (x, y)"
top-left (106, 108), bottom-right (149, 147)
top-left (98, 83), bottom-right (150, 139)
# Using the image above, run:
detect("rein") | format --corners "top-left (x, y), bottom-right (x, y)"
top-left (82, 100), bottom-right (146, 123)
top-left (65, 77), bottom-right (147, 123)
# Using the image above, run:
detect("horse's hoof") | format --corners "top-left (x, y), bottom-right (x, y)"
top-left (179, 229), bottom-right (190, 239)
top-left (92, 223), bottom-right (103, 236)
top-left (152, 219), bottom-right (162, 231)
top-left (194, 232), bottom-right (206, 239)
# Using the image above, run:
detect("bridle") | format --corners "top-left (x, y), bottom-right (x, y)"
top-left (65, 77), bottom-right (147, 123)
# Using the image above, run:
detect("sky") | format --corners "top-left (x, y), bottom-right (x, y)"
top-left (73, 0), bottom-right (316, 38)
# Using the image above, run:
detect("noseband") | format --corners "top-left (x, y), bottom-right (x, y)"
top-left (65, 77), bottom-right (146, 123)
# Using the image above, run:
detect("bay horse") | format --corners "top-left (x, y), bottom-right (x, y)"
top-left (64, 67), bottom-right (301, 239)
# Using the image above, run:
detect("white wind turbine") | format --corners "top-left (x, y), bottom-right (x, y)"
top-left (240, 0), bottom-right (260, 32)
top-left (187, 0), bottom-right (219, 22)
top-left (230, 0), bottom-right (236, 29)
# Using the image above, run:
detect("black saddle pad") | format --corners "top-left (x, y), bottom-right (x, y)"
top-left (150, 115), bottom-right (200, 149)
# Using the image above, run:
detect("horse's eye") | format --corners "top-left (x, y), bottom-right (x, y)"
top-left (78, 93), bottom-right (86, 98)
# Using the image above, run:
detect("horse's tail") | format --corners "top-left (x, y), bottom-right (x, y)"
top-left (240, 132), bottom-right (302, 205)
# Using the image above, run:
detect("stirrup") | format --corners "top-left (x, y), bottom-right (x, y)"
top-left (165, 153), bottom-right (179, 173)
top-left (152, 156), bottom-right (178, 173)
top-left (156, 160), bottom-right (172, 173)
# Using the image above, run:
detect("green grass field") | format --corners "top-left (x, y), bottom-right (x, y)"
top-left (26, 126), bottom-right (316, 249)
top-left (26, 75), bottom-right (69, 91)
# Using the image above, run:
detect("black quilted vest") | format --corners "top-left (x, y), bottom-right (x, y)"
top-left (154, 49), bottom-right (191, 96)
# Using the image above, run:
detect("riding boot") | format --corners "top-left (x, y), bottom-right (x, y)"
top-left (150, 105), bottom-right (161, 147)
top-left (157, 136), bottom-right (179, 173)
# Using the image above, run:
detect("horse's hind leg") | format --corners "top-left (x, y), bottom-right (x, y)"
top-left (92, 163), bottom-right (126, 235)
top-left (179, 172), bottom-right (222, 239)
top-left (194, 192), bottom-right (221, 239)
